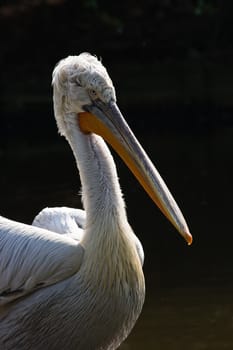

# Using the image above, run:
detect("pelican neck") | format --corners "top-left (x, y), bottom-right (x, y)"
top-left (65, 114), bottom-right (127, 224)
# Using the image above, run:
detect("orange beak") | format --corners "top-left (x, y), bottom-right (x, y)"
top-left (78, 101), bottom-right (192, 245)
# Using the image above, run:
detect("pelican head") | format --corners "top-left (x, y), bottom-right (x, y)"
top-left (52, 53), bottom-right (115, 135)
top-left (52, 53), bottom-right (192, 245)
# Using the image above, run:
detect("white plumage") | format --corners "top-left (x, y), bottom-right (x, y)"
top-left (0, 53), bottom-right (191, 349)
top-left (32, 207), bottom-right (86, 241)
top-left (32, 206), bottom-right (144, 265)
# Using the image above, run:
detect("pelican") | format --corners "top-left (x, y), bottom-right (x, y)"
top-left (0, 53), bottom-right (192, 350)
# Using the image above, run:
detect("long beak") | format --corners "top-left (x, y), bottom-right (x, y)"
top-left (78, 100), bottom-right (192, 245)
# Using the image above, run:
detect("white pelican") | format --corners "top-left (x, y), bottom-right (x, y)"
top-left (0, 53), bottom-right (192, 350)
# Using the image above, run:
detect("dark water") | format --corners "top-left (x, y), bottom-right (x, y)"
top-left (1, 122), bottom-right (233, 349)
top-left (121, 286), bottom-right (233, 349)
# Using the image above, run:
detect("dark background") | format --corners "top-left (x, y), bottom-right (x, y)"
top-left (1, 1), bottom-right (233, 349)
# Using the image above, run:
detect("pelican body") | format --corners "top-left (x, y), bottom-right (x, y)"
top-left (0, 54), bottom-right (192, 349)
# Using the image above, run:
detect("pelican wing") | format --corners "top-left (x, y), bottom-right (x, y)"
top-left (0, 216), bottom-right (84, 305)
top-left (32, 207), bottom-right (86, 241)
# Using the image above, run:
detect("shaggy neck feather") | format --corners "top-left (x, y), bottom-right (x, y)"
top-left (64, 113), bottom-right (128, 236)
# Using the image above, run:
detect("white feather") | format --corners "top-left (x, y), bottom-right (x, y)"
top-left (0, 216), bottom-right (84, 305)
top-left (32, 206), bottom-right (144, 264)
top-left (32, 206), bottom-right (86, 241)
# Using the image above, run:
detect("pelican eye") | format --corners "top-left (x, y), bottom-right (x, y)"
top-left (89, 89), bottom-right (98, 100)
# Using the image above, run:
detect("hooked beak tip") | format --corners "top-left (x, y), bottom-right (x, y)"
top-left (185, 231), bottom-right (193, 246)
